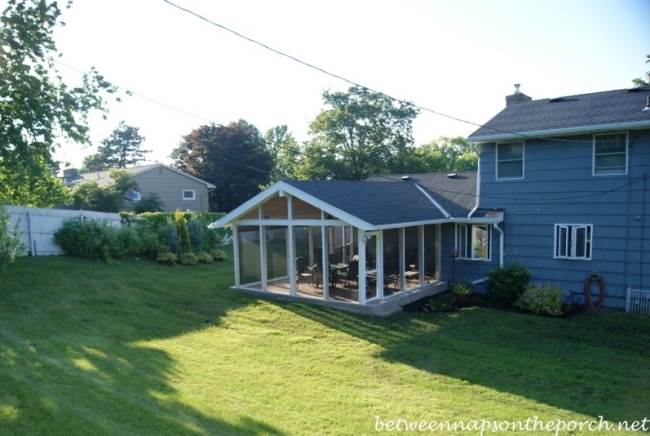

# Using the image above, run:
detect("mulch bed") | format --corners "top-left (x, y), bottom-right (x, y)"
top-left (403, 292), bottom-right (590, 318)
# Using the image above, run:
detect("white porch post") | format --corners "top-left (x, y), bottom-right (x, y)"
top-left (260, 224), bottom-right (268, 291)
top-left (259, 206), bottom-right (268, 291)
top-left (376, 232), bottom-right (384, 300)
top-left (287, 195), bottom-right (296, 296)
top-left (321, 222), bottom-right (329, 299)
top-left (398, 227), bottom-right (406, 292)
top-left (418, 225), bottom-right (424, 285)
top-left (233, 226), bottom-right (240, 286)
top-left (358, 232), bottom-right (367, 305)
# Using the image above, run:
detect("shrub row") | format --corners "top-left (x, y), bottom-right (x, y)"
top-left (54, 210), bottom-right (231, 264)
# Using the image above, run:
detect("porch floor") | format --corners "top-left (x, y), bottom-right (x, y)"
top-left (229, 275), bottom-right (447, 317)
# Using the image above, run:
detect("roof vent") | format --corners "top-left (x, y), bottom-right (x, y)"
top-left (643, 96), bottom-right (650, 111)
top-left (627, 87), bottom-right (646, 93)
top-left (400, 175), bottom-right (411, 181)
top-left (447, 173), bottom-right (457, 178)
top-left (549, 97), bottom-right (564, 102)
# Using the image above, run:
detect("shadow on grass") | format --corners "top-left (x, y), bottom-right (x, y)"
top-left (282, 301), bottom-right (650, 425)
top-left (0, 256), bottom-right (285, 435)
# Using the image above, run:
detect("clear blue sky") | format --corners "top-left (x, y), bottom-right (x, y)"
top-left (50, 0), bottom-right (650, 169)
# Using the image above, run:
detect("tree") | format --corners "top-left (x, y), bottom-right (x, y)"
top-left (632, 54), bottom-right (650, 87)
top-left (264, 125), bottom-right (301, 184)
top-left (170, 120), bottom-right (272, 212)
top-left (405, 136), bottom-right (478, 173)
top-left (80, 153), bottom-right (110, 172)
top-left (304, 86), bottom-right (419, 181)
top-left (0, 204), bottom-right (27, 271)
top-left (81, 122), bottom-right (148, 172)
top-left (70, 169), bottom-right (138, 212)
top-left (93, 121), bottom-right (149, 169)
top-left (0, 0), bottom-right (116, 207)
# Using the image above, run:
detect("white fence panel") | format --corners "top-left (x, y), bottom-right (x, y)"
top-left (6, 206), bottom-right (122, 256)
top-left (626, 286), bottom-right (650, 317)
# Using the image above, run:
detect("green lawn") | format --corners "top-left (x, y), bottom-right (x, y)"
top-left (1, 254), bottom-right (649, 435)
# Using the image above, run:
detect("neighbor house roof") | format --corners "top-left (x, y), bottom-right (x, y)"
top-left (211, 172), bottom-right (502, 231)
top-left (468, 87), bottom-right (650, 143)
top-left (65, 163), bottom-right (216, 189)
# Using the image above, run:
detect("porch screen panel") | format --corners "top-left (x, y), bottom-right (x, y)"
top-left (238, 226), bottom-right (262, 286)
top-left (423, 224), bottom-right (438, 280)
top-left (404, 226), bottom-right (419, 269)
top-left (266, 226), bottom-right (288, 280)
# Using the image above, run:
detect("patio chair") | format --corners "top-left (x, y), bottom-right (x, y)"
top-left (295, 257), bottom-right (314, 289)
top-left (344, 260), bottom-right (359, 290)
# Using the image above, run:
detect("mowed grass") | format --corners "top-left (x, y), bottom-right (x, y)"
top-left (1, 253), bottom-right (649, 435)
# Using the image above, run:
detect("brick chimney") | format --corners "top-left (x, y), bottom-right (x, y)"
top-left (505, 84), bottom-right (532, 106)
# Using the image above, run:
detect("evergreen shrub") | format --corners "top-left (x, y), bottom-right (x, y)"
top-left (485, 261), bottom-right (532, 306)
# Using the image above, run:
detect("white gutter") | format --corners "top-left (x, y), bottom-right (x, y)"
top-left (469, 120), bottom-right (650, 144)
top-left (414, 183), bottom-right (452, 219)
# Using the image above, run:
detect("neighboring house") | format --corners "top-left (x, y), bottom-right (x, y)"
top-left (208, 173), bottom-right (503, 316)
top-left (467, 85), bottom-right (650, 309)
top-left (63, 163), bottom-right (216, 212)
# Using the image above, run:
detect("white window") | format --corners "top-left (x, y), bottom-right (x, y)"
top-left (496, 141), bottom-right (524, 179)
top-left (183, 190), bottom-right (195, 200)
top-left (554, 224), bottom-right (592, 260)
top-left (457, 224), bottom-right (490, 260)
top-left (594, 132), bottom-right (627, 175)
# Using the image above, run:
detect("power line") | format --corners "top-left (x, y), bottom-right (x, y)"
top-left (162, 0), bottom-right (642, 145)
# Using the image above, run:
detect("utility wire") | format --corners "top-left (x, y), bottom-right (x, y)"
top-left (162, 0), bottom-right (642, 144)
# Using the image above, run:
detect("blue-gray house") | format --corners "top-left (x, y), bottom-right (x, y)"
top-left (210, 85), bottom-right (649, 314)
top-left (468, 85), bottom-right (650, 309)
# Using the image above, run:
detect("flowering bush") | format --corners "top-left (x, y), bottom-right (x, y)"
top-left (515, 283), bottom-right (565, 316)
top-left (452, 279), bottom-right (474, 299)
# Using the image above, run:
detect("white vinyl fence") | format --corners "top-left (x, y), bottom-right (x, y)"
top-left (6, 206), bottom-right (122, 256)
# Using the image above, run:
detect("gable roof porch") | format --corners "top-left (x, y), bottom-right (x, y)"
top-left (210, 174), bottom-right (503, 315)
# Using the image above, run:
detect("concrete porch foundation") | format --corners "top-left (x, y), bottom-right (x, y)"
top-left (229, 281), bottom-right (448, 317)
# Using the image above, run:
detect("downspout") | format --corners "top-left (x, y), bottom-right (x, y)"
top-left (492, 222), bottom-right (504, 267)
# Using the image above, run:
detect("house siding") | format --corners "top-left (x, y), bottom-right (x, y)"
top-left (478, 131), bottom-right (650, 308)
top-left (129, 166), bottom-right (211, 212)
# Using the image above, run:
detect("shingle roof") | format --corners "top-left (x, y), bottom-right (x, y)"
top-left (283, 171), bottom-right (478, 227)
top-left (468, 87), bottom-right (650, 141)
top-left (365, 172), bottom-right (477, 217)
top-left (67, 163), bottom-right (215, 188)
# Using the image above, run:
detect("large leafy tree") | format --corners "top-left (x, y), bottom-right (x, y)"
top-left (170, 120), bottom-right (272, 212)
top-left (304, 86), bottom-right (419, 181)
top-left (264, 124), bottom-right (301, 184)
top-left (0, 0), bottom-right (115, 206)
top-left (404, 136), bottom-right (478, 173)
